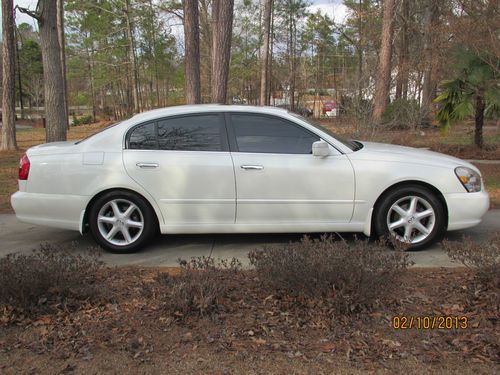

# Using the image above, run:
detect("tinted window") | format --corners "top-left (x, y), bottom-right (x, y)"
top-left (231, 114), bottom-right (319, 154)
top-left (158, 115), bottom-right (222, 151)
top-left (128, 122), bottom-right (157, 150)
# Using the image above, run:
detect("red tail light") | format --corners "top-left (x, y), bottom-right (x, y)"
top-left (19, 153), bottom-right (30, 180)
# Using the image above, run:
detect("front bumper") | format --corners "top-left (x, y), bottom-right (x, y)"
top-left (445, 189), bottom-right (490, 231)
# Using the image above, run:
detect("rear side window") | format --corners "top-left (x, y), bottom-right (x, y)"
top-left (128, 122), bottom-right (157, 150)
top-left (126, 114), bottom-right (225, 151)
top-left (231, 114), bottom-right (319, 154)
top-left (158, 115), bottom-right (222, 151)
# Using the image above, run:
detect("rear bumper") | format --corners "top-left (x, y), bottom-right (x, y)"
top-left (445, 190), bottom-right (490, 231)
top-left (11, 191), bottom-right (87, 231)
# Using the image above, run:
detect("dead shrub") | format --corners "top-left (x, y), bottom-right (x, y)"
top-left (156, 256), bottom-right (241, 318)
top-left (442, 233), bottom-right (500, 305)
top-left (0, 243), bottom-right (103, 314)
top-left (248, 235), bottom-right (410, 314)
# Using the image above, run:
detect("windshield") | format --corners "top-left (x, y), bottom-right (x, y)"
top-left (289, 113), bottom-right (361, 151)
top-left (75, 121), bottom-right (122, 144)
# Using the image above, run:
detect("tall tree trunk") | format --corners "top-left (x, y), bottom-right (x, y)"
top-left (288, 13), bottom-right (295, 111)
top-left (259, 0), bottom-right (273, 106)
top-left (475, 93), bottom-right (485, 149)
top-left (420, 0), bottom-right (439, 126)
top-left (56, 0), bottom-right (69, 129)
top-left (372, 0), bottom-right (397, 124)
top-left (395, 0), bottom-right (409, 100)
top-left (415, 69), bottom-right (423, 103)
top-left (36, 0), bottom-right (68, 141)
top-left (357, 0), bottom-right (363, 101)
top-left (199, 0), bottom-right (213, 102)
top-left (15, 28), bottom-right (25, 120)
top-left (125, 0), bottom-right (139, 114)
top-left (149, 0), bottom-right (160, 108)
top-left (268, 8), bottom-right (274, 104)
top-left (86, 44), bottom-right (97, 122)
top-left (111, 82), bottom-right (118, 120)
top-left (168, 80), bottom-right (172, 104)
top-left (183, 0), bottom-right (202, 104)
top-left (1, 0), bottom-right (17, 150)
top-left (211, 0), bottom-right (234, 104)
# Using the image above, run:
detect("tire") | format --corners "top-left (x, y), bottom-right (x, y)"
top-left (89, 190), bottom-right (157, 253)
top-left (373, 185), bottom-right (446, 251)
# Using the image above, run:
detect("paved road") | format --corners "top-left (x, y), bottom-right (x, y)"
top-left (1, 211), bottom-right (498, 268)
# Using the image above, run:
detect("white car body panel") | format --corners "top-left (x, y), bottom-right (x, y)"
top-left (231, 151), bottom-right (355, 224)
top-left (123, 149), bottom-right (236, 225)
top-left (346, 141), bottom-right (489, 233)
top-left (11, 105), bottom-right (490, 240)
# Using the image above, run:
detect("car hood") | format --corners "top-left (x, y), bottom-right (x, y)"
top-left (351, 141), bottom-right (478, 171)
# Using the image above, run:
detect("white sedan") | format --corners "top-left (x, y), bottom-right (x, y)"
top-left (11, 105), bottom-right (489, 253)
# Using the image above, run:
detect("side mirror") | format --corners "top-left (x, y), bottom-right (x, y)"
top-left (312, 140), bottom-right (330, 157)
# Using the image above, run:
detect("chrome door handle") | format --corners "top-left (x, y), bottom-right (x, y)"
top-left (136, 162), bottom-right (159, 169)
top-left (240, 165), bottom-right (264, 170)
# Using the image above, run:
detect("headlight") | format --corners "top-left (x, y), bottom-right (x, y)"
top-left (455, 167), bottom-right (482, 192)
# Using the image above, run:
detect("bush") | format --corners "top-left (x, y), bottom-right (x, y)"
top-left (248, 236), bottom-right (410, 314)
top-left (0, 243), bottom-right (103, 314)
top-left (442, 233), bottom-right (500, 284)
top-left (72, 115), bottom-right (93, 126)
top-left (381, 98), bottom-right (421, 129)
top-left (156, 257), bottom-right (241, 318)
top-left (442, 234), bottom-right (499, 310)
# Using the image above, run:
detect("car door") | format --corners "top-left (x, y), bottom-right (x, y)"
top-left (227, 113), bottom-right (355, 225)
top-left (123, 113), bottom-right (236, 226)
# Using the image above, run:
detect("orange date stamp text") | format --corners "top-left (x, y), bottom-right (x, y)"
top-left (392, 316), bottom-right (468, 330)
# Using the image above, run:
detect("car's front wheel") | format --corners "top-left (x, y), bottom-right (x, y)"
top-left (373, 185), bottom-right (446, 250)
top-left (89, 191), bottom-right (156, 253)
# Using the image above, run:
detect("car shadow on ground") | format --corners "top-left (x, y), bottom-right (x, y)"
top-left (2, 209), bottom-right (496, 267)
top-left (81, 229), bottom-right (482, 268)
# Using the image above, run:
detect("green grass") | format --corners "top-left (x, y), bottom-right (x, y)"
top-left (409, 130), bottom-right (500, 147)
top-left (485, 176), bottom-right (500, 190)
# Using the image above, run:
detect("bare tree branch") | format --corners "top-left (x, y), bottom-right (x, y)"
top-left (16, 5), bottom-right (41, 22)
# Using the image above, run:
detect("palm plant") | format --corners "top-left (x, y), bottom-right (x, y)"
top-left (434, 48), bottom-right (499, 148)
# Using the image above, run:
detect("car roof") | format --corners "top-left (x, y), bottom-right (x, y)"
top-left (129, 104), bottom-right (289, 123)
top-left (78, 104), bottom-right (353, 155)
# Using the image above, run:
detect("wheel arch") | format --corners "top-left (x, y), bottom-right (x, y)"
top-left (369, 180), bottom-right (449, 237)
top-left (80, 188), bottom-right (161, 234)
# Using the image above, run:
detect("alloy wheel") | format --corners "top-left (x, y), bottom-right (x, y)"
top-left (386, 195), bottom-right (436, 244)
top-left (97, 199), bottom-right (144, 246)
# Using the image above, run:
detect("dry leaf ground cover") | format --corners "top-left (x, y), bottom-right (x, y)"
top-left (0, 237), bottom-right (498, 375)
top-left (0, 268), bottom-right (497, 374)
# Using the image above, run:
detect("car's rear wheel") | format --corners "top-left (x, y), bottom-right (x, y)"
top-left (89, 191), bottom-right (156, 253)
top-left (373, 185), bottom-right (446, 250)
